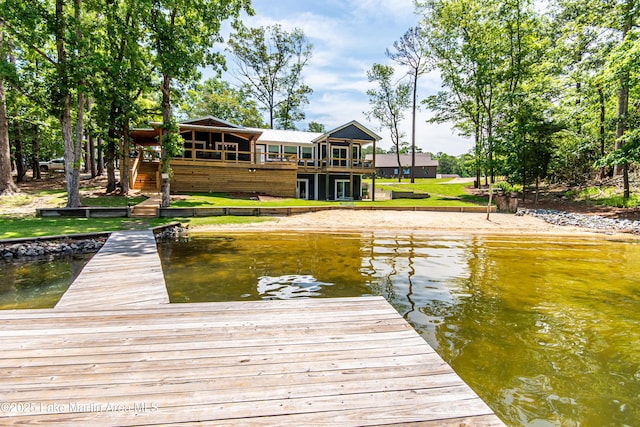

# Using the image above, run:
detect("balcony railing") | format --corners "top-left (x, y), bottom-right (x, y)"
top-left (175, 147), bottom-right (373, 171)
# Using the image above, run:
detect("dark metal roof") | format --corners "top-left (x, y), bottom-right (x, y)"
top-left (313, 121), bottom-right (381, 143)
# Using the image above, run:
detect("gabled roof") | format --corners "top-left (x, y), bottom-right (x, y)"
top-left (313, 120), bottom-right (381, 143)
top-left (365, 153), bottom-right (439, 168)
top-left (180, 116), bottom-right (242, 129)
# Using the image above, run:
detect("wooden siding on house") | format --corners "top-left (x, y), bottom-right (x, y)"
top-left (170, 160), bottom-right (297, 197)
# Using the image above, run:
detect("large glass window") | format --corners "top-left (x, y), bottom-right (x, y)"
top-left (268, 145), bottom-right (280, 161)
top-left (332, 147), bottom-right (348, 167)
top-left (301, 147), bottom-right (313, 159)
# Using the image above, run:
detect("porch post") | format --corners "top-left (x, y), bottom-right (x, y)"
top-left (372, 138), bottom-right (376, 202)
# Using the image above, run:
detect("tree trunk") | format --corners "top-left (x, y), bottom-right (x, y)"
top-left (0, 75), bottom-right (17, 195)
top-left (598, 87), bottom-right (606, 179)
top-left (410, 72), bottom-right (417, 183)
top-left (31, 123), bottom-right (41, 180)
top-left (88, 132), bottom-right (96, 178)
top-left (13, 119), bottom-right (26, 182)
top-left (486, 182), bottom-right (493, 221)
top-left (395, 149), bottom-right (402, 183)
top-left (72, 88), bottom-right (85, 201)
top-left (85, 98), bottom-right (96, 178)
top-left (121, 119), bottom-right (130, 195)
top-left (56, 0), bottom-right (81, 207)
top-left (97, 138), bottom-right (104, 175)
top-left (84, 135), bottom-right (89, 173)
top-left (106, 104), bottom-right (117, 193)
top-left (614, 73), bottom-right (629, 176)
top-left (160, 73), bottom-right (172, 207)
top-left (613, 0), bottom-right (633, 201)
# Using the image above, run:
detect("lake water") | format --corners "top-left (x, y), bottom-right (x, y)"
top-left (158, 232), bottom-right (640, 426)
top-left (0, 254), bottom-right (93, 309)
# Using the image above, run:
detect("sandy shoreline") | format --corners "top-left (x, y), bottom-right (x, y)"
top-left (191, 210), bottom-right (640, 239)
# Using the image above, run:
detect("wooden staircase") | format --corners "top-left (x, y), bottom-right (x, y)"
top-left (130, 194), bottom-right (161, 218)
top-left (133, 161), bottom-right (160, 191)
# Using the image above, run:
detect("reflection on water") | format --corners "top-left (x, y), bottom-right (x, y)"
top-left (157, 232), bottom-right (640, 426)
top-left (0, 254), bottom-right (93, 309)
top-left (257, 275), bottom-right (334, 299)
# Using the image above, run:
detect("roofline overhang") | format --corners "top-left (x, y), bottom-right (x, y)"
top-left (149, 122), bottom-right (264, 136)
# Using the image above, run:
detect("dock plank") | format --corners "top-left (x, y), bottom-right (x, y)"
top-left (0, 297), bottom-right (504, 426)
top-left (54, 230), bottom-right (169, 310)
top-left (1, 230), bottom-right (504, 425)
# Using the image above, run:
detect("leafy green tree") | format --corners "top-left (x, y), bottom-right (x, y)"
top-left (2, 0), bottom-right (94, 206)
top-left (91, 0), bottom-right (153, 193)
top-left (608, 0), bottom-right (639, 198)
top-left (387, 26), bottom-right (431, 182)
top-left (228, 24), bottom-right (313, 130)
top-left (550, 0), bottom-right (617, 183)
top-left (180, 77), bottom-right (265, 127)
top-left (366, 63), bottom-right (410, 182)
top-left (146, 0), bottom-right (252, 206)
top-left (306, 121), bottom-right (325, 133)
top-left (0, 26), bottom-right (16, 195)
top-left (418, 0), bottom-right (503, 187)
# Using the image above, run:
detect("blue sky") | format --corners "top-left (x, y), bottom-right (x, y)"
top-left (216, 0), bottom-right (472, 155)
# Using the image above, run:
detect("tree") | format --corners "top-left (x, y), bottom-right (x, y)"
top-left (387, 26), bottom-right (431, 183)
top-left (91, 0), bottom-right (153, 193)
top-left (228, 24), bottom-right (313, 130)
top-left (3, 0), bottom-right (92, 206)
top-left (0, 27), bottom-right (17, 195)
top-left (418, 0), bottom-right (501, 187)
top-left (366, 63), bottom-right (411, 182)
top-left (180, 77), bottom-right (265, 127)
top-left (610, 0), bottom-right (638, 198)
top-left (147, 0), bottom-right (252, 207)
top-left (306, 121), bottom-right (325, 133)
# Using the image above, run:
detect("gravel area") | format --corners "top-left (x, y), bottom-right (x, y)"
top-left (517, 208), bottom-right (640, 234)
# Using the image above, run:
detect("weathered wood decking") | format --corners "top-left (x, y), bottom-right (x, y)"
top-left (0, 231), bottom-right (505, 426)
top-left (55, 230), bottom-right (169, 310)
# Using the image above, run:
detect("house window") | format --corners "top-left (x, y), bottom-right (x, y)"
top-left (283, 145), bottom-right (297, 162)
top-left (301, 147), bottom-right (312, 159)
top-left (268, 145), bottom-right (280, 161)
top-left (332, 147), bottom-right (348, 167)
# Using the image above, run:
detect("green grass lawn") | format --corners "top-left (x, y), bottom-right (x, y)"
top-left (171, 193), bottom-right (337, 208)
top-left (0, 216), bottom-right (271, 240)
top-left (171, 179), bottom-right (485, 208)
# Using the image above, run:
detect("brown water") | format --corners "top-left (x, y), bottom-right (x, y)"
top-left (0, 254), bottom-right (92, 309)
top-left (158, 232), bottom-right (640, 426)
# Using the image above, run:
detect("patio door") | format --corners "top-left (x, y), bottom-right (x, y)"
top-left (335, 179), bottom-right (350, 200)
top-left (296, 179), bottom-right (309, 200)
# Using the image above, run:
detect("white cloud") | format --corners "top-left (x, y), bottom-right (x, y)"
top-left (209, 0), bottom-right (470, 155)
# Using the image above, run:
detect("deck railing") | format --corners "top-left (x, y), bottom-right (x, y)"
top-left (175, 148), bottom-right (374, 171)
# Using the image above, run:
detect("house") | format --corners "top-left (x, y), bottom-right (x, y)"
top-left (366, 153), bottom-right (439, 179)
top-left (129, 117), bottom-right (380, 201)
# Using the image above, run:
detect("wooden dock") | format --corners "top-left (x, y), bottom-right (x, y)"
top-left (0, 231), bottom-right (504, 426)
top-left (55, 230), bottom-right (169, 310)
